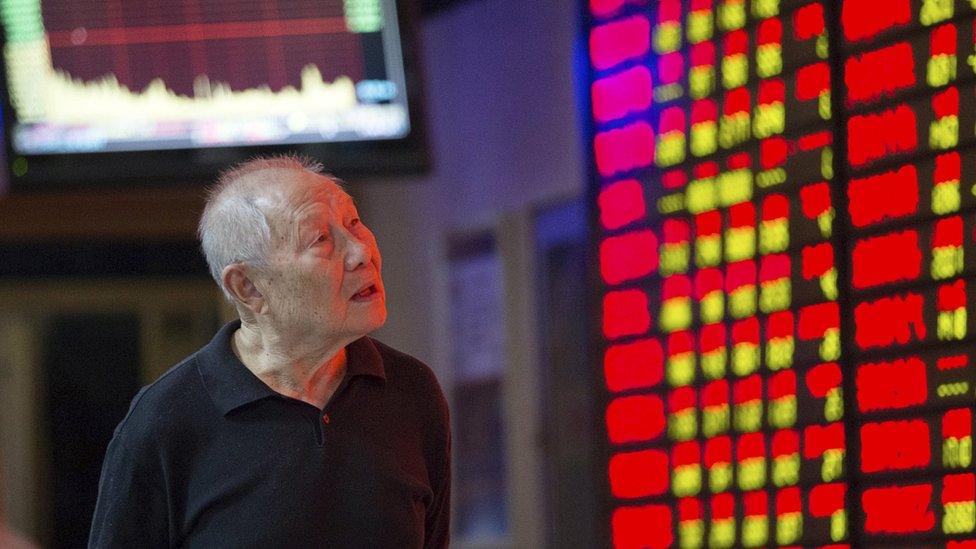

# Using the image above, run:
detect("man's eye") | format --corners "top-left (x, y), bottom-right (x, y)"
top-left (315, 234), bottom-right (328, 243)
top-left (350, 218), bottom-right (360, 227)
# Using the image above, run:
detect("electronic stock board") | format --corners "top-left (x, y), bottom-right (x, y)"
top-left (587, 0), bottom-right (976, 547)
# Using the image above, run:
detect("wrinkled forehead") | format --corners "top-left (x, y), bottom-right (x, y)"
top-left (243, 168), bottom-right (351, 237)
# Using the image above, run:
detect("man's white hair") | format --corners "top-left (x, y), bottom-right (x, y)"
top-left (198, 154), bottom-right (325, 303)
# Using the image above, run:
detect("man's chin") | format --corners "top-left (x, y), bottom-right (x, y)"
top-left (366, 308), bottom-right (388, 333)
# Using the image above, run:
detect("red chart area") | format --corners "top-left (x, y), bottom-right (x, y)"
top-left (587, 0), bottom-right (976, 547)
top-left (39, 0), bottom-right (364, 95)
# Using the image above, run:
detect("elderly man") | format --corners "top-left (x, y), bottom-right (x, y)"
top-left (89, 156), bottom-right (451, 548)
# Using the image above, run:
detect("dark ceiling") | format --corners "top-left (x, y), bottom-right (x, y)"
top-left (420, 0), bottom-right (479, 16)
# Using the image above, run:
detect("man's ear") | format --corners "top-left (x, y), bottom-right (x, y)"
top-left (222, 263), bottom-right (265, 313)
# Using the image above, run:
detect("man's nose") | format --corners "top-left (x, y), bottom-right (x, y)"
top-left (342, 231), bottom-right (371, 270)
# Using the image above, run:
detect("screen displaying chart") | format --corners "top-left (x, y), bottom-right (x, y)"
top-left (587, 0), bottom-right (976, 546)
top-left (1, 0), bottom-right (411, 156)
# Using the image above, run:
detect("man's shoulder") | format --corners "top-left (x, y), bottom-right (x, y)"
top-left (368, 337), bottom-right (439, 386)
top-left (112, 353), bottom-right (209, 447)
top-left (367, 337), bottom-right (449, 418)
top-left (369, 337), bottom-right (426, 367)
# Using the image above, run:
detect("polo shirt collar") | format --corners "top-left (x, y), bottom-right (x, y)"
top-left (196, 319), bottom-right (387, 416)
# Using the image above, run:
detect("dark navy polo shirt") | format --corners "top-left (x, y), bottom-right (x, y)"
top-left (88, 320), bottom-right (451, 548)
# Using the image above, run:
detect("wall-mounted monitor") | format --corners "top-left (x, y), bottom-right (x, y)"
top-left (0, 0), bottom-right (427, 189)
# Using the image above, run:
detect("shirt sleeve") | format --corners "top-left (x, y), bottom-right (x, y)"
top-left (88, 438), bottom-right (170, 549)
top-left (424, 390), bottom-right (452, 549)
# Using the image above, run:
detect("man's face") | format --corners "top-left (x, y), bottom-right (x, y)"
top-left (253, 172), bottom-right (387, 341)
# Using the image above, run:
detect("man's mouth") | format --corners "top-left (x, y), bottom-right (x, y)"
top-left (351, 285), bottom-right (379, 301)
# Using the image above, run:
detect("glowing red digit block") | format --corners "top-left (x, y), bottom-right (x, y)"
top-left (663, 218), bottom-right (690, 248)
top-left (803, 422), bottom-right (844, 460)
top-left (802, 243), bottom-right (834, 280)
top-left (662, 169), bottom-right (688, 190)
top-left (590, 16), bottom-right (651, 70)
top-left (931, 23), bottom-right (956, 56)
top-left (727, 152), bottom-right (751, 170)
top-left (776, 486), bottom-right (801, 517)
top-left (594, 122), bottom-right (655, 177)
top-left (854, 293), bottom-right (926, 349)
top-left (806, 362), bottom-right (841, 398)
top-left (592, 67), bottom-right (653, 123)
top-left (738, 432), bottom-right (765, 460)
top-left (769, 369), bottom-right (796, 400)
top-left (603, 289), bottom-right (651, 339)
top-left (729, 201), bottom-right (755, 228)
top-left (703, 379), bottom-right (729, 405)
top-left (690, 41), bottom-right (715, 69)
top-left (862, 484), bottom-right (935, 534)
top-left (772, 428), bottom-right (799, 459)
top-left (658, 52), bottom-right (684, 85)
top-left (710, 493), bottom-right (735, 526)
top-left (860, 420), bottom-right (931, 473)
top-left (759, 253), bottom-right (790, 286)
top-left (611, 504), bottom-right (673, 549)
top-left (796, 62), bottom-right (830, 101)
top-left (938, 279), bottom-right (967, 312)
top-left (604, 337), bottom-right (664, 392)
top-left (609, 448), bottom-right (669, 498)
top-left (798, 302), bottom-right (838, 341)
top-left (589, 0), bottom-right (624, 18)
top-left (743, 490), bottom-right (768, 521)
top-left (942, 473), bottom-right (975, 505)
top-left (758, 16), bottom-right (781, 43)
top-left (808, 483), bottom-right (845, 517)
top-left (726, 260), bottom-right (756, 294)
top-left (845, 42), bottom-right (915, 104)
top-left (724, 28), bottom-right (748, 55)
top-left (734, 374), bottom-right (762, 406)
top-left (933, 86), bottom-right (959, 117)
top-left (938, 354), bottom-right (969, 371)
top-left (673, 440), bottom-right (701, 467)
top-left (933, 215), bottom-right (963, 248)
top-left (678, 497), bottom-right (703, 529)
top-left (705, 436), bottom-right (732, 468)
top-left (793, 3), bottom-right (824, 40)
top-left (723, 87), bottom-right (751, 117)
top-left (855, 357), bottom-right (927, 412)
top-left (800, 182), bottom-right (832, 220)
top-left (600, 230), bottom-right (659, 285)
top-left (798, 130), bottom-right (832, 151)
top-left (700, 322), bottom-right (726, 355)
top-left (847, 164), bottom-right (918, 227)
top-left (606, 394), bottom-right (665, 444)
top-left (851, 230), bottom-right (921, 289)
top-left (695, 268), bottom-right (722, 300)
top-left (732, 317), bottom-right (760, 346)
top-left (943, 408), bottom-right (973, 439)
top-left (598, 179), bottom-right (646, 230)
top-left (842, 0), bottom-right (910, 42)
top-left (847, 105), bottom-right (918, 167)
top-left (760, 137), bottom-right (787, 170)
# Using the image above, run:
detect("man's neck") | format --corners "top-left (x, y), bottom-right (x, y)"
top-left (232, 320), bottom-right (350, 409)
